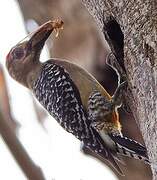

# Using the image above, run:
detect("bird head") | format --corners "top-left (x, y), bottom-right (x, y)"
top-left (6, 19), bottom-right (64, 87)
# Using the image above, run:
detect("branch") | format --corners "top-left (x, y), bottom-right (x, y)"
top-left (0, 65), bottom-right (45, 180)
top-left (0, 65), bottom-right (19, 131)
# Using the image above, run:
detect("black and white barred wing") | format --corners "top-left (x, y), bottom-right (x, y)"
top-left (33, 61), bottom-right (90, 138)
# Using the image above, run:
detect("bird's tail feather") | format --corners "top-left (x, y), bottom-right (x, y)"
top-left (106, 150), bottom-right (124, 175)
top-left (109, 133), bottom-right (150, 164)
top-left (84, 145), bottom-right (124, 175)
top-left (84, 133), bottom-right (151, 176)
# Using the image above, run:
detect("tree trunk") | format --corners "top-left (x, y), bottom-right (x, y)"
top-left (17, 0), bottom-right (155, 179)
top-left (82, 0), bottom-right (157, 179)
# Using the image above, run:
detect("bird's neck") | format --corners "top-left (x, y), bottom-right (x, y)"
top-left (9, 59), bottom-right (42, 89)
top-left (26, 61), bottom-right (43, 90)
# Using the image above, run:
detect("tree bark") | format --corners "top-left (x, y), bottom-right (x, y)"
top-left (82, 0), bottom-right (157, 179)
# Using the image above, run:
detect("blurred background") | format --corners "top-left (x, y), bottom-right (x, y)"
top-left (0, 0), bottom-right (151, 179)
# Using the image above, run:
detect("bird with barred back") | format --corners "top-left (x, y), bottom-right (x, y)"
top-left (6, 19), bottom-right (150, 175)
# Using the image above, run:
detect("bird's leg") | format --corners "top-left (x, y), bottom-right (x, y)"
top-left (106, 53), bottom-right (131, 112)
top-left (111, 81), bottom-right (128, 108)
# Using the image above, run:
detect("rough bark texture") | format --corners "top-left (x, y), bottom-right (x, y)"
top-left (16, 0), bottom-right (155, 179)
top-left (82, 0), bottom-right (157, 179)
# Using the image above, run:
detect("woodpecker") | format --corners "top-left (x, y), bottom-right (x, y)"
top-left (6, 19), bottom-right (150, 175)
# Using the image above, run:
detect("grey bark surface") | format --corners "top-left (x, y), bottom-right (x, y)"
top-left (82, 0), bottom-right (157, 179)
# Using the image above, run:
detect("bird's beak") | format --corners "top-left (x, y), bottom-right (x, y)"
top-left (27, 20), bottom-right (64, 51)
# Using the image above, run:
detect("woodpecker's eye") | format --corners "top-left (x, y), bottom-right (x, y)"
top-left (13, 47), bottom-right (25, 59)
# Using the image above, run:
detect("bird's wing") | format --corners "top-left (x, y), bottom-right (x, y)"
top-left (49, 58), bottom-right (112, 108)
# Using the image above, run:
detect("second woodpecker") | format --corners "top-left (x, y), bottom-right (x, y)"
top-left (6, 20), bottom-right (150, 175)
